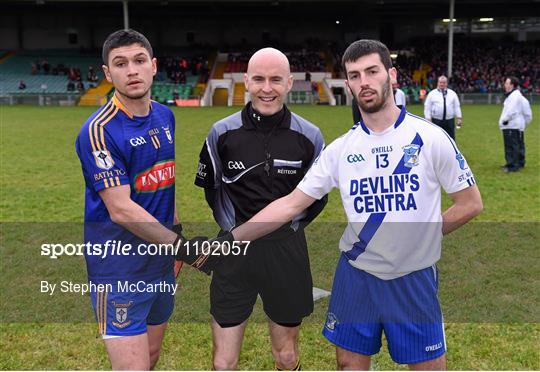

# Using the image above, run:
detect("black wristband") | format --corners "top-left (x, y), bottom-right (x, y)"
top-left (172, 223), bottom-right (183, 235)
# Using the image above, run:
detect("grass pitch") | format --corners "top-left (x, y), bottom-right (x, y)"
top-left (0, 104), bottom-right (539, 370)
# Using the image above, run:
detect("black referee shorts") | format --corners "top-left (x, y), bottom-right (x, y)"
top-left (210, 230), bottom-right (314, 326)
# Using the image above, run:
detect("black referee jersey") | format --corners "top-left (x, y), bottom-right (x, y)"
top-left (195, 103), bottom-right (325, 233)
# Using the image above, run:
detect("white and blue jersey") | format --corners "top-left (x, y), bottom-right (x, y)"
top-left (298, 106), bottom-right (476, 363)
top-left (75, 94), bottom-right (176, 283)
top-left (298, 107), bottom-right (475, 279)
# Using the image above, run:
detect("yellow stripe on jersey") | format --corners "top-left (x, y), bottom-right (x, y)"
top-left (98, 106), bottom-right (119, 151)
top-left (104, 178), bottom-right (109, 188)
top-left (108, 178), bottom-right (115, 187)
top-left (115, 176), bottom-right (121, 186)
top-left (93, 103), bottom-right (116, 151)
top-left (111, 94), bottom-right (134, 119)
top-left (154, 136), bottom-right (161, 147)
top-left (87, 100), bottom-right (113, 152)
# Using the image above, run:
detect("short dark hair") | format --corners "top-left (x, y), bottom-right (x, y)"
top-left (506, 76), bottom-right (519, 88)
top-left (102, 29), bottom-right (153, 65)
top-left (342, 39), bottom-right (392, 74)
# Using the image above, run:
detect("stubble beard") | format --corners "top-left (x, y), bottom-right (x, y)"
top-left (357, 75), bottom-right (391, 114)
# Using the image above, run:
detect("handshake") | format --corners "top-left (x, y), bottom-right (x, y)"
top-left (171, 224), bottom-right (237, 276)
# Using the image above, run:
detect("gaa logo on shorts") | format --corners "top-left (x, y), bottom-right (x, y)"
top-left (111, 300), bottom-right (133, 329)
top-left (325, 312), bottom-right (338, 331)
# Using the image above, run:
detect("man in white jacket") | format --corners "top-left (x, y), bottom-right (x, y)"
top-left (424, 75), bottom-right (462, 141)
top-left (499, 76), bottom-right (533, 173)
top-left (393, 82), bottom-right (407, 108)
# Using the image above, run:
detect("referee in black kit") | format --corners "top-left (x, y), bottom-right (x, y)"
top-left (194, 47), bottom-right (327, 370)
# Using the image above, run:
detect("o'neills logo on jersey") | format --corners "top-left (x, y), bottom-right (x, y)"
top-left (134, 160), bottom-right (175, 193)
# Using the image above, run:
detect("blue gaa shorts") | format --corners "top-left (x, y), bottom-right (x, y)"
top-left (322, 254), bottom-right (446, 364)
top-left (90, 271), bottom-right (175, 338)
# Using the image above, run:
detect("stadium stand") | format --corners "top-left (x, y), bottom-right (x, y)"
top-left (232, 82), bottom-right (245, 106)
top-left (151, 81), bottom-right (196, 103)
top-left (0, 51), bottom-right (102, 94)
top-left (330, 38), bottom-right (539, 104)
top-left (78, 80), bottom-right (113, 106)
top-left (0, 50), bottom-right (212, 106)
top-left (224, 51), bottom-right (327, 73)
top-left (288, 51), bottom-right (326, 72)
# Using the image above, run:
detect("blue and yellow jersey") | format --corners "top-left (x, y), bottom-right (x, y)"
top-left (75, 94), bottom-right (176, 283)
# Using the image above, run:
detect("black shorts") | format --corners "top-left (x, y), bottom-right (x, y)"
top-left (210, 230), bottom-right (314, 325)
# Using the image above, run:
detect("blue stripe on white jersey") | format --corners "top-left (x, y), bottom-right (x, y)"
top-left (346, 132), bottom-right (424, 261)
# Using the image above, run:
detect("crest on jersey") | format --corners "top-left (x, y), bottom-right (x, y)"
top-left (455, 152), bottom-right (468, 170)
top-left (402, 144), bottom-right (420, 168)
top-left (325, 312), bottom-right (338, 331)
top-left (162, 126), bottom-right (173, 144)
top-left (92, 150), bottom-right (114, 170)
top-left (111, 301), bottom-right (133, 328)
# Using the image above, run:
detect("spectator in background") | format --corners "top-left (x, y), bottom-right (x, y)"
top-left (57, 63), bottom-right (67, 75)
top-left (305, 71), bottom-right (311, 81)
top-left (424, 75), bottom-right (462, 140)
top-left (76, 81), bottom-right (85, 92)
top-left (419, 88), bottom-right (427, 102)
top-left (42, 59), bottom-right (50, 74)
top-left (311, 81), bottom-right (320, 103)
top-left (87, 66), bottom-right (99, 88)
top-left (68, 68), bottom-right (77, 81)
top-left (67, 80), bottom-right (75, 92)
top-left (499, 76), bottom-right (533, 173)
top-left (18, 80), bottom-right (26, 90)
top-left (87, 66), bottom-right (97, 82)
top-left (34, 60), bottom-right (41, 73)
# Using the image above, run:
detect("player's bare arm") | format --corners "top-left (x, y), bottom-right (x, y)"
top-left (99, 184), bottom-right (178, 244)
top-left (232, 188), bottom-right (317, 242)
top-left (100, 185), bottom-right (216, 272)
top-left (442, 185), bottom-right (483, 235)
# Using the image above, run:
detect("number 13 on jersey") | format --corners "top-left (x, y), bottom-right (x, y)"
top-left (376, 154), bottom-right (389, 169)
